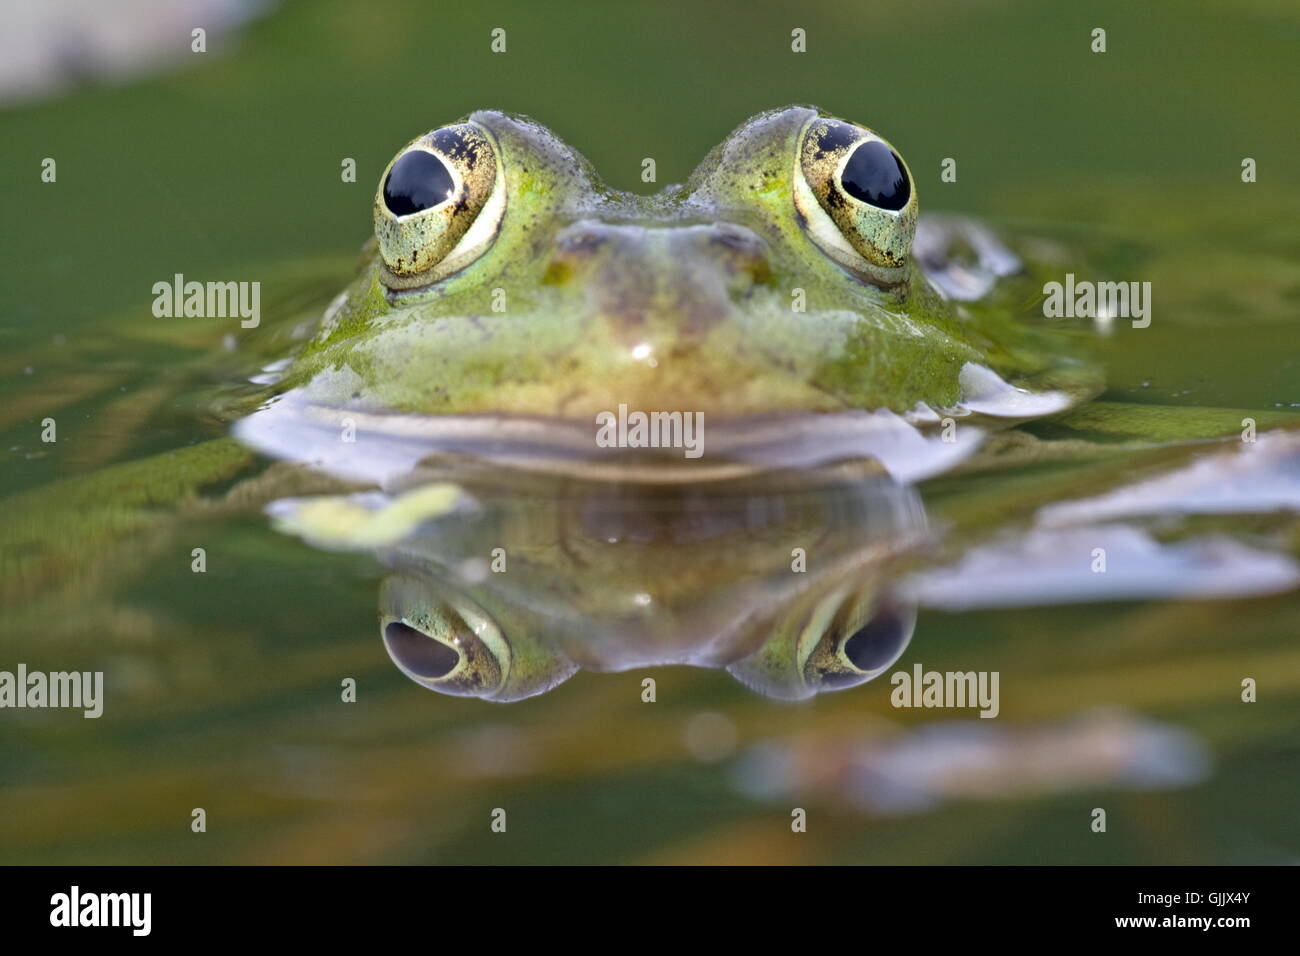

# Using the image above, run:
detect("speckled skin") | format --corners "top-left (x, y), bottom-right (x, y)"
top-left (275, 107), bottom-right (1079, 421)
top-left (795, 116), bottom-right (917, 274)
top-left (373, 123), bottom-right (499, 284)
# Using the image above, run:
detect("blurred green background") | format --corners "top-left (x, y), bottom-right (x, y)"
top-left (0, 0), bottom-right (1298, 863)
top-left (3, 0), bottom-right (1297, 333)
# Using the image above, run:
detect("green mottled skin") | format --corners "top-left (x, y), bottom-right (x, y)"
top-left (279, 107), bottom-right (1086, 420)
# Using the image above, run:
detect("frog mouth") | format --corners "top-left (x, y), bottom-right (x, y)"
top-left (233, 390), bottom-right (986, 487)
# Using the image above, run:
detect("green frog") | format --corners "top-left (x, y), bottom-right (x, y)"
top-left (233, 106), bottom-right (1087, 701)
top-left (4, 107), bottom-right (1296, 702)
top-left (241, 106), bottom-right (1095, 449)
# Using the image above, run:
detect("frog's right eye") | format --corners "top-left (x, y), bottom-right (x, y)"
top-left (373, 122), bottom-right (505, 290)
top-left (379, 575), bottom-right (575, 702)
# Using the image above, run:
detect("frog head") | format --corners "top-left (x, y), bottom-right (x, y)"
top-left (268, 106), bottom-right (1011, 426)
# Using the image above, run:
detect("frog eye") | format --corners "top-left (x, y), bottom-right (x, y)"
top-left (805, 601), bottom-right (916, 691)
top-left (379, 575), bottom-right (576, 702)
top-left (381, 599), bottom-right (506, 699)
top-left (793, 117), bottom-right (918, 287)
top-left (726, 586), bottom-right (915, 699)
top-left (373, 122), bottom-right (505, 290)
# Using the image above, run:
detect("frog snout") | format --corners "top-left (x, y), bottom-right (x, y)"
top-left (549, 220), bottom-right (774, 341)
top-left (552, 219), bottom-right (770, 277)
top-left (694, 222), bottom-right (773, 284)
top-left (532, 218), bottom-right (825, 417)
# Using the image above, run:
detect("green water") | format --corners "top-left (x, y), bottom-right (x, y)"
top-left (1, 0), bottom-right (1298, 863)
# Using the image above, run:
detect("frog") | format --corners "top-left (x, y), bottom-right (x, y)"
top-left (238, 106), bottom-right (1099, 456)
top-left (4, 107), bottom-right (1296, 702)
top-left (230, 105), bottom-right (1083, 702)
top-left (230, 107), bottom-right (1299, 701)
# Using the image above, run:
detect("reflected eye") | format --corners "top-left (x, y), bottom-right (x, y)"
top-left (383, 620), bottom-right (462, 679)
top-left (726, 586), bottom-right (916, 700)
top-left (378, 574), bottom-right (577, 702)
top-left (381, 599), bottom-right (505, 698)
top-left (803, 596), bottom-right (916, 692)
top-left (841, 606), bottom-right (912, 672)
top-left (794, 116), bottom-right (918, 286)
top-left (373, 121), bottom-right (505, 290)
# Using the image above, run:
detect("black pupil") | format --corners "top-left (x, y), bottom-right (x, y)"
top-left (843, 609), bottom-right (909, 671)
top-left (840, 140), bottom-right (910, 211)
top-left (384, 621), bottom-right (459, 678)
top-left (383, 150), bottom-right (455, 217)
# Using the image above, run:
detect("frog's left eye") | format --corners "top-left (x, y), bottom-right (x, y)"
top-left (793, 117), bottom-right (918, 287)
top-left (373, 122), bottom-right (505, 290)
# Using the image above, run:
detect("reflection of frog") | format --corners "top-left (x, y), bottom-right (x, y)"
top-left (373, 464), bottom-right (926, 701)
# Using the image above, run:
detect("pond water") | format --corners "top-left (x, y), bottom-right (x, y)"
top-left (1, 0), bottom-right (1297, 863)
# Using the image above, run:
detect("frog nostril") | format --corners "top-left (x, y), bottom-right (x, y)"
top-left (707, 225), bottom-right (772, 284)
top-left (383, 621), bottom-right (460, 679)
top-left (709, 223), bottom-right (763, 254)
top-left (555, 222), bottom-right (611, 256)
